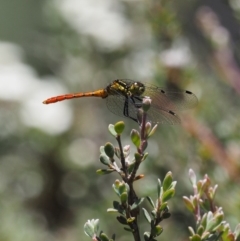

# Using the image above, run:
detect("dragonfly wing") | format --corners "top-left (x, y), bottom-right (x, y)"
top-left (106, 94), bottom-right (180, 124)
top-left (106, 95), bottom-right (134, 119)
top-left (105, 81), bottom-right (196, 124)
top-left (146, 106), bottom-right (181, 124)
top-left (143, 84), bottom-right (198, 111)
top-left (106, 94), bottom-right (142, 121)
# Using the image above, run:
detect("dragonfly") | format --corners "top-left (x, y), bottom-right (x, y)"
top-left (43, 79), bottom-right (198, 124)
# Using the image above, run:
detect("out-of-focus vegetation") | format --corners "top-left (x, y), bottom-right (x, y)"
top-left (0, 0), bottom-right (240, 240)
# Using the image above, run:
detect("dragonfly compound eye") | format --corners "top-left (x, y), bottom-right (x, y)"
top-left (130, 82), bottom-right (145, 96)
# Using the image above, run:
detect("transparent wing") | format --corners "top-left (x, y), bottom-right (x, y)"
top-left (146, 105), bottom-right (181, 124)
top-left (105, 80), bottom-right (197, 124)
top-left (106, 94), bottom-right (181, 124)
top-left (105, 94), bottom-right (131, 118)
top-left (143, 84), bottom-right (198, 111)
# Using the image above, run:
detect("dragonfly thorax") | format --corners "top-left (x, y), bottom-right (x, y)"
top-left (107, 80), bottom-right (145, 97)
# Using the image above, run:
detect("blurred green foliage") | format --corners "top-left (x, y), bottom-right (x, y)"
top-left (0, 0), bottom-right (240, 240)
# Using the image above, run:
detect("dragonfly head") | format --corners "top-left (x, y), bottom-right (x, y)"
top-left (129, 82), bottom-right (145, 96)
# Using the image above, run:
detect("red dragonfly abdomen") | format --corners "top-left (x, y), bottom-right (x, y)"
top-left (43, 89), bottom-right (108, 104)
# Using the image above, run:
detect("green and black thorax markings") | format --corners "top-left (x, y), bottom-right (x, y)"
top-left (105, 79), bottom-right (147, 122)
top-left (106, 79), bottom-right (146, 97)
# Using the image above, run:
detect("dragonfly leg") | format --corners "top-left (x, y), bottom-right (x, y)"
top-left (132, 96), bottom-right (143, 108)
top-left (123, 98), bottom-right (138, 122)
top-left (131, 96), bottom-right (144, 124)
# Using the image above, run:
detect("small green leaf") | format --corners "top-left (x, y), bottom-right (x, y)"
top-left (192, 195), bottom-right (198, 209)
top-left (206, 215), bottom-right (223, 232)
top-left (99, 154), bottom-right (111, 166)
top-left (144, 122), bottom-right (152, 137)
top-left (114, 121), bottom-right (125, 134)
top-left (131, 198), bottom-right (145, 210)
top-left (112, 182), bottom-right (120, 196)
top-left (113, 201), bottom-right (120, 209)
top-left (96, 169), bottom-right (115, 175)
top-left (113, 180), bottom-right (121, 191)
top-left (200, 231), bottom-right (210, 240)
top-left (188, 227), bottom-right (195, 236)
top-left (210, 184), bottom-right (218, 200)
top-left (169, 181), bottom-right (177, 189)
top-left (84, 219), bottom-right (98, 238)
top-left (162, 212), bottom-right (171, 219)
top-left (148, 124), bottom-right (158, 138)
top-left (93, 219), bottom-right (99, 233)
top-left (142, 152), bottom-right (148, 162)
top-left (162, 188), bottom-right (175, 202)
top-left (206, 211), bottom-right (213, 223)
top-left (151, 210), bottom-right (157, 218)
top-left (188, 226), bottom-right (195, 236)
top-left (190, 234), bottom-right (202, 241)
top-left (142, 208), bottom-right (151, 223)
top-left (127, 161), bottom-right (136, 173)
top-left (200, 198), bottom-right (211, 211)
top-left (120, 192), bottom-right (128, 203)
top-left (189, 169), bottom-right (197, 186)
top-left (159, 202), bottom-right (168, 211)
top-left (183, 196), bottom-right (195, 212)
top-left (107, 208), bottom-right (119, 213)
top-left (124, 182), bottom-right (130, 193)
top-left (197, 180), bottom-right (204, 195)
top-left (217, 223), bottom-right (226, 233)
top-left (108, 124), bottom-right (117, 136)
top-left (162, 171), bottom-right (173, 191)
top-left (152, 225), bottom-right (163, 237)
top-left (131, 129), bottom-right (141, 148)
top-left (127, 217), bottom-right (135, 223)
top-left (113, 201), bottom-right (124, 214)
top-left (119, 183), bottom-right (127, 195)
top-left (206, 220), bottom-right (218, 233)
top-left (104, 142), bottom-right (115, 158)
top-left (116, 216), bottom-right (127, 225)
top-left (146, 196), bottom-right (155, 208)
top-left (200, 213), bottom-right (207, 229)
top-left (212, 217), bottom-right (224, 232)
top-left (100, 232), bottom-right (110, 241)
top-left (100, 146), bottom-right (105, 154)
top-left (134, 152), bottom-right (142, 163)
top-left (196, 225), bottom-right (204, 236)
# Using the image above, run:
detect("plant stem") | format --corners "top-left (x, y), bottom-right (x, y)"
top-left (115, 129), bottom-right (142, 240)
top-left (116, 134), bottom-right (127, 176)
